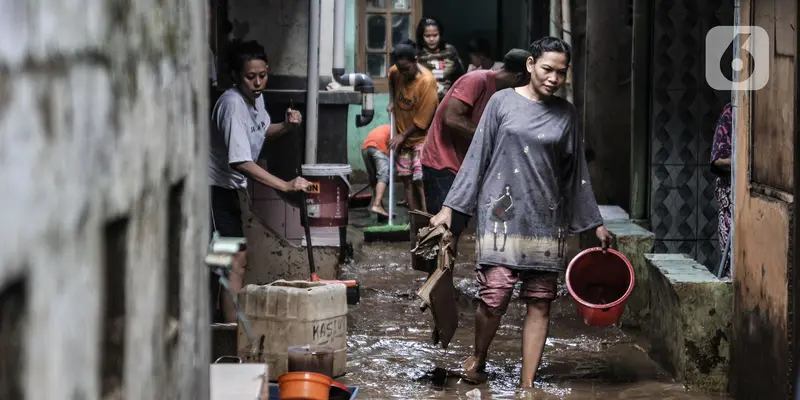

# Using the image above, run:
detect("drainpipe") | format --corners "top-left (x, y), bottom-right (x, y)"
top-left (306, 0), bottom-right (321, 164)
top-left (561, 0), bottom-right (573, 103)
top-left (333, 0), bottom-right (374, 128)
top-left (718, 0), bottom-right (740, 278)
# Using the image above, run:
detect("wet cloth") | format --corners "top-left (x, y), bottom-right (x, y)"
top-left (443, 89), bottom-right (604, 273)
top-left (412, 223), bottom-right (458, 349)
top-left (476, 266), bottom-right (558, 314)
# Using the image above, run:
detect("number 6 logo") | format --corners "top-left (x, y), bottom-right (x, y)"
top-left (705, 26), bottom-right (770, 91)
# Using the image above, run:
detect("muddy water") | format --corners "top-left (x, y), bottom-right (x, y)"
top-left (337, 236), bottom-right (730, 399)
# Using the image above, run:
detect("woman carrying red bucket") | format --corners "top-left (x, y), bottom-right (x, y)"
top-left (429, 37), bottom-right (617, 388)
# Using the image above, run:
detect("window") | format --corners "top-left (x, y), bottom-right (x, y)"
top-left (358, 0), bottom-right (422, 92)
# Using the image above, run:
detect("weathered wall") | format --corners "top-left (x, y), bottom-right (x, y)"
top-left (0, 0), bottom-right (210, 399)
top-left (730, 0), bottom-right (797, 398)
top-left (226, 0), bottom-right (335, 80)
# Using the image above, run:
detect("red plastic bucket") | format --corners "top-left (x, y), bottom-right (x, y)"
top-left (301, 164), bottom-right (352, 228)
top-left (565, 247), bottom-right (635, 327)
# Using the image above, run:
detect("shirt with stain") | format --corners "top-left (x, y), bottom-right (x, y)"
top-left (443, 88), bottom-right (604, 272)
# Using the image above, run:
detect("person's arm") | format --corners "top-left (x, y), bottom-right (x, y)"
top-left (443, 73), bottom-right (484, 140)
top-left (713, 157), bottom-right (732, 170)
top-left (710, 105), bottom-right (733, 173)
top-left (217, 101), bottom-right (299, 192)
top-left (442, 98), bottom-right (476, 140)
top-left (559, 105), bottom-right (604, 235)
top-left (231, 161), bottom-right (292, 191)
top-left (387, 67), bottom-right (396, 112)
top-left (266, 121), bottom-right (290, 139)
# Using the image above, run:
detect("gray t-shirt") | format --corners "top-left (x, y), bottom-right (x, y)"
top-left (209, 88), bottom-right (271, 189)
top-left (443, 88), bottom-right (603, 272)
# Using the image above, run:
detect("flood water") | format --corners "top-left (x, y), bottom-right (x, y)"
top-left (338, 210), bottom-right (730, 399)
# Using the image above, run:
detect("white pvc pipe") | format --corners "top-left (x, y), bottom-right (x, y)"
top-left (305, 0), bottom-right (321, 164)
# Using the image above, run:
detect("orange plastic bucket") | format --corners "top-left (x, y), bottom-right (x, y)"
top-left (277, 371), bottom-right (332, 400)
top-left (565, 247), bottom-right (635, 327)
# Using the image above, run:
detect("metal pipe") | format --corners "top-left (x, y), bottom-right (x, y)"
top-left (561, 0), bottom-right (573, 103)
top-left (718, 0), bottom-right (740, 278)
top-left (305, 0), bottom-right (321, 164)
top-left (333, 0), bottom-right (374, 127)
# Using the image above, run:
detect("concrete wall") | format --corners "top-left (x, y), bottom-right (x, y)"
top-left (0, 0), bottom-right (211, 399)
top-left (730, 0), bottom-right (798, 398)
top-left (227, 0), bottom-right (335, 79)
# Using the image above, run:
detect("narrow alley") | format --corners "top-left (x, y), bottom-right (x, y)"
top-left (337, 207), bottom-right (728, 399)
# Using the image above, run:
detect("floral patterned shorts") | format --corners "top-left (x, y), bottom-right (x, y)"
top-left (396, 143), bottom-right (424, 181)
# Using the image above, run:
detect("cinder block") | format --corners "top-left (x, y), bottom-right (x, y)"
top-left (646, 253), bottom-right (732, 392)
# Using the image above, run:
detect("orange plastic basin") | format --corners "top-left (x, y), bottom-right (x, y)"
top-left (277, 371), bottom-right (333, 400)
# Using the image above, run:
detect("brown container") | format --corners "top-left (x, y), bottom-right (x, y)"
top-left (301, 164), bottom-right (352, 228)
top-left (287, 345), bottom-right (335, 378)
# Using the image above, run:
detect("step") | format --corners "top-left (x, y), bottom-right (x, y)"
top-left (645, 253), bottom-right (732, 392)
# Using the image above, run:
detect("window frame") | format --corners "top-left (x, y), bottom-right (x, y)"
top-left (356, 0), bottom-right (423, 93)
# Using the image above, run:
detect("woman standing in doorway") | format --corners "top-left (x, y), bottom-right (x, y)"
top-left (209, 40), bottom-right (311, 322)
top-left (710, 103), bottom-right (733, 278)
top-left (415, 17), bottom-right (465, 101)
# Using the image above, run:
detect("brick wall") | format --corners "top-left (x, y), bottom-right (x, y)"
top-left (0, 0), bottom-right (211, 398)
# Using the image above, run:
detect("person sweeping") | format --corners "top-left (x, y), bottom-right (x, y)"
top-left (360, 124), bottom-right (392, 219)
top-left (429, 37), bottom-right (613, 388)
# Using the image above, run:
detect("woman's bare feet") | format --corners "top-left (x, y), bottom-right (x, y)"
top-left (459, 355), bottom-right (488, 384)
top-left (370, 205), bottom-right (389, 218)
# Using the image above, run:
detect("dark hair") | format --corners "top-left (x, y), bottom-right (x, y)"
top-left (415, 17), bottom-right (446, 51)
top-left (467, 38), bottom-right (493, 58)
top-left (501, 49), bottom-right (531, 74)
top-left (528, 36), bottom-right (571, 65)
top-left (227, 40), bottom-right (268, 80)
top-left (392, 38), bottom-right (417, 62)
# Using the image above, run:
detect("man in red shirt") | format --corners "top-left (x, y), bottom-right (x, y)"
top-left (421, 49), bottom-right (530, 239)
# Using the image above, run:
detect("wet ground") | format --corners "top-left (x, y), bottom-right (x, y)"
top-left (337, 204), bottom-right (730, 399)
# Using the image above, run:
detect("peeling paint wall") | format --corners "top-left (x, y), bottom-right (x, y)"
top-left (0, 0), bottom-right (211, 398)
top-left (730, 0), bottom-right (797, 398)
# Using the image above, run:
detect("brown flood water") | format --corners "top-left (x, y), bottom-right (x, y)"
top-left (336, 223), bottom-right (730, 400)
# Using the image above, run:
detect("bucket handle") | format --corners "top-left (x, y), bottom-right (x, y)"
top-left (337, 172), bottom-right (352, 193)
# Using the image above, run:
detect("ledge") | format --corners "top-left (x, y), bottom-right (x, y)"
top-left (645, 253), bottom-right (732, 392)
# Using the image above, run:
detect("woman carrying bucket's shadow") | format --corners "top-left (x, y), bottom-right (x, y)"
top-left (429, 37), bottom-right (614, 388)
top-left (208, 40), bottom-right (312, 323)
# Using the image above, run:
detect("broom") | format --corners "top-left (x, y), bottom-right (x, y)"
top-left (363, 111), bottom-right (410, 242)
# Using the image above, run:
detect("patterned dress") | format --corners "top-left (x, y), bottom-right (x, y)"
top-left (710, 103), bottom-right (732, 276)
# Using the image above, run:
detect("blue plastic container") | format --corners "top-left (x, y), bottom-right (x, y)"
top-left (267, 383), bottom-right (359, 399)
